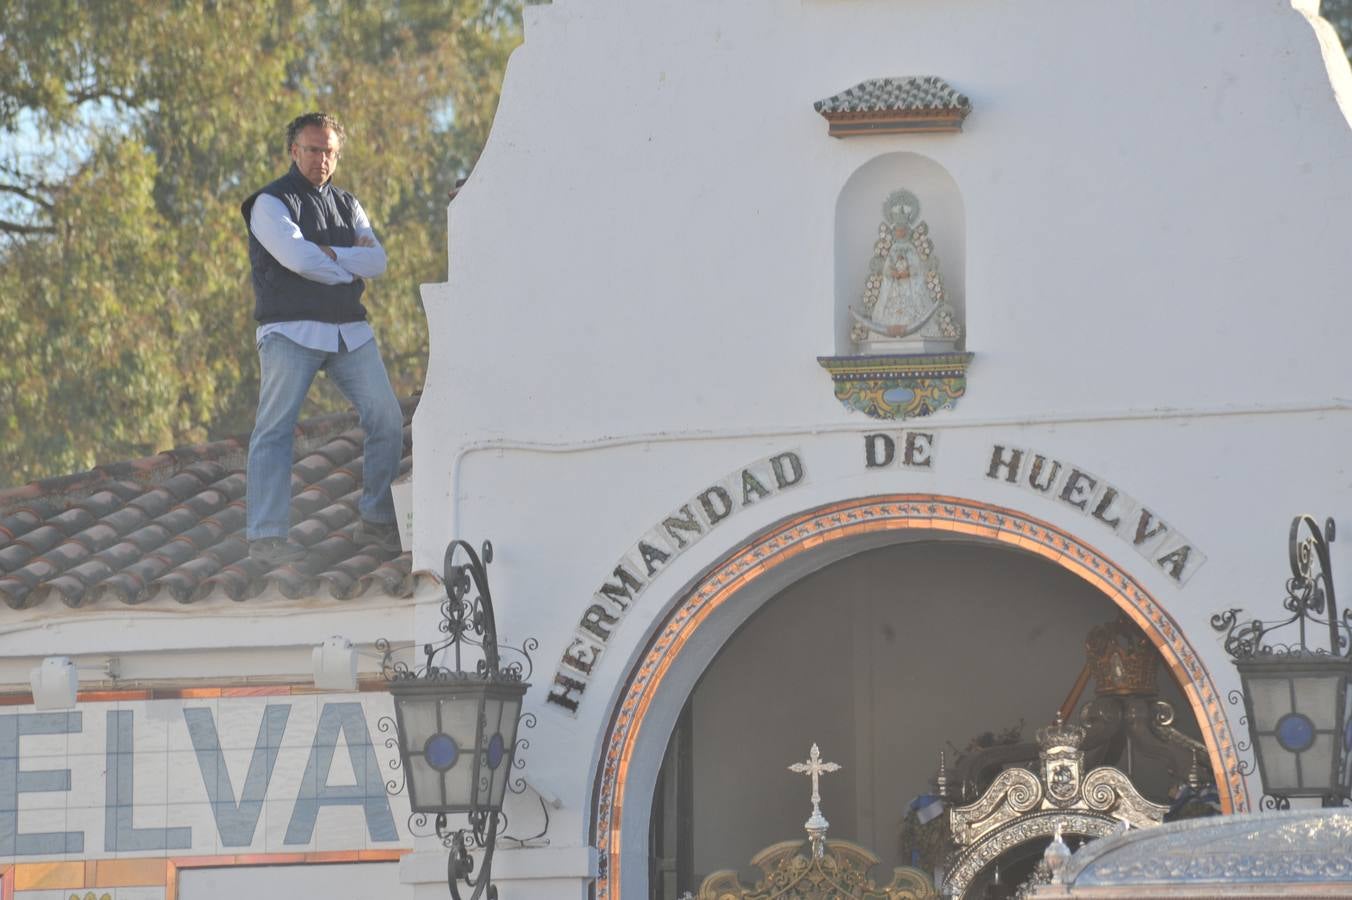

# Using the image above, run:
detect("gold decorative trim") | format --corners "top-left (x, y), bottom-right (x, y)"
top-left (590, 495), bottom-right (1246, 900)
top-left (817, 353), bottom-right (972, 419)
top-left (698, 839), bottom-right (936, 899)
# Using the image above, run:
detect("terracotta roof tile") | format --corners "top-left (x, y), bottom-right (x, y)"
top-left (308, 501), bottom-right (358, 533)
top-left (127, 491), bottom-right (175, 519)
top-left (36, 540), bottom-right (93, 569)
top-left (0, 395), bottom-right (425, 609)
top-left (207, 505), bottom-right (248, 537)
top-left (90, 572), bottom-right (147, 607)
top-left (51, 558), bottom-right (115, 588)
top-left (68, 522), bottom-right (125, 553)
top-left (0, 545), bottom-right (32, 570)
top-left (48, 507), bottom-right (98, 534)
top-left (79, 490), bottom-right (134, 518)
top-left (1, 569), bottom-right (39, 609)
top-left (158, 561), bottom-right (218, 604)
top-left (36, 575), bottom-right (91, 608)
top-left (813, 76), bottom-right (971, 116)
top-left (12, 524), bottom-right (65, 557)
top-left (197, 565), bottom-right (253, 603)
top-left (102, 507), bottom-right (151, 534)
top-left (171, 518), bottom-right (231, 551)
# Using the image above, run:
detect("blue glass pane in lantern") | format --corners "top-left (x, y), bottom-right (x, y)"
top-left (425, 733), bottom-right (460, 771)
top-left (1344, 716), bottom-right (1352, 752)
top-left (487, 733), bottom-right (505, 770)
top-left (1276, 712), bottom-right (1316, 752)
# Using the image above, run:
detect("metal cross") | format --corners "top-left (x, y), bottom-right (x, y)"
top-left (789, 743), bottom-right (840, 816)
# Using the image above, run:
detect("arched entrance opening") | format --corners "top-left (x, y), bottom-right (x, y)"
top-left (590, 496), bottom-right (1246, 900)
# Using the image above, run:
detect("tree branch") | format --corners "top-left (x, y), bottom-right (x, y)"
top-left (0, 219), bottom-right (55, 235)
top-left (0, 183), bottom-right (54, 210)
top-left (0, 163), bottom-right (57, 194)
top-left (67, 85), bottom-right (140, 108)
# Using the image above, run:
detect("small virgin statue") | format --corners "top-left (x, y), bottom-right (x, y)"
top-left (851, 189), bottom-right (962, 353)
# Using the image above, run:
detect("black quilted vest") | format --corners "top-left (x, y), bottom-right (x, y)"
top-left (241, 165), bottom-right (368, 324)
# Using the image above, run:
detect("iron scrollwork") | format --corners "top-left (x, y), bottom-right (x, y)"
top-left (378, 540), bottom-right (540, 900)
top-left (380, 540), bottom-right (537, 686)
top-left (1211, 516), bottom-right (1347, 660)
top-left (376, 714), bottom-right (406, 795)
top-left (1211, 516), bottom-right (1351, 808)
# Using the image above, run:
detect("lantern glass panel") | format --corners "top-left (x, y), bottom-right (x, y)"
top-left (439, 693), bottom-right (484, 809)
top-left (1247, 675), bottom-right (1293, 732)
top-left (396, 696), bottom-right (442, 811)
top-left (399, 696), bottom-right (439, 745)
top-left (408, 749), bottom-right (444, 810)
top-left (481, 692), bottom-right (524, 810)
top-left (1342, 680), bottom-right (1352, 794)
top-left (1303, 734), bottom-right (1334, 793)
top-left (1258, 734), bottom-right (1298, 789)
top-left (1293, 675), bottom-right (1340, 730)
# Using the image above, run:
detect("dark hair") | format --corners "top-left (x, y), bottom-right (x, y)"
top-left (285, 112), bottom-right (345, 153)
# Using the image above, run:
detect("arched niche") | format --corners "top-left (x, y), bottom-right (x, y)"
top-left (589, 495), bottom-right (1247, 900)
top-left (834, 153), bottom-right (966, 356)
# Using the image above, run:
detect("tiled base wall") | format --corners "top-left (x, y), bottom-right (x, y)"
top-left (21, 886), bottom-right (160, 891)
top-left (2, 852), bottom-right (404, 900)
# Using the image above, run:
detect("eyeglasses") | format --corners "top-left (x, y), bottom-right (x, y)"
top-left (297, 144), bottom-right (340, 160)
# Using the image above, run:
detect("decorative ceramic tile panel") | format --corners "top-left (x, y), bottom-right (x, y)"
top-left (0, 692), bottom-right (408, 864)
top-left (817, 352), bottom-right (973, 419)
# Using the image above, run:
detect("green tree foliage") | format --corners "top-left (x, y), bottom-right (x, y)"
top-left (1324, 0), bottom-right (1352, 56)
top-left (0, 0), bottom-right (519, 486)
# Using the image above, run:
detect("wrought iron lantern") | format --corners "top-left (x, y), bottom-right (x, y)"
top-left (1213, 516), bottom-right (1352, 808)
top-left (384, 539), bottom-right (532, 899)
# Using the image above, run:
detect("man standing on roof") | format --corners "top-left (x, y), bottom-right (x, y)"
top-left (240, 112), bottom-right (403, 564)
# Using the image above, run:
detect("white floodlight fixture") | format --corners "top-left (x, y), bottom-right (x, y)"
top-left (312, 636), bottom-right (359, 691)
top-left (30, 657), bottom-right (79, 710)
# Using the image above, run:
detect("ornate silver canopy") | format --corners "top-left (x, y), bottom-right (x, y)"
top-left (944, 715), bottom-right (1168, 898)
top-left (1030, 808), bottom-right (1352, 897)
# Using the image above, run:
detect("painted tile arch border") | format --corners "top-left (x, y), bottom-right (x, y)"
top-left (588, 493), bottom-right (1248, 899)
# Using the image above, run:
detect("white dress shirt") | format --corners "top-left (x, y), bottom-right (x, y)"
top-left (249, 192), bottom-right (387, 352)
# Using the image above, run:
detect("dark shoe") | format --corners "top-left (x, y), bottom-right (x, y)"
top-left (248, 537), bottom-right (307, 565)
top-left (355, 518), bottom-right (403, 552)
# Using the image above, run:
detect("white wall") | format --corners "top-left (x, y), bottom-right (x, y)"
top-left (418, 0), bottom-right (1351, 503)
top-left (179, 861), bottom-right (409, 900)
top-left (0, 592), bottom-right (420, 688)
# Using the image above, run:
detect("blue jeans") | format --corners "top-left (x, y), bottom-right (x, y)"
top-left (246, 333), bottom-right (402, 539)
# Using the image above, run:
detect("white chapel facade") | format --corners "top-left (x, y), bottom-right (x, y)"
top-left (412, 0), bottom-right (1352, 896)
top-left (0, 2), bottom-right (1347, 899)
